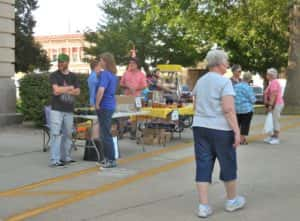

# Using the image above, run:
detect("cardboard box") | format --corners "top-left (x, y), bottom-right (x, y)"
top-left (152, 137), bottom-right (160, 145)
top-left (116, 95), bottom-right (135, 104)
top-left (141, 128), bottom-right (171, 145)
top-left (159, 131), bottom-right (172, 145)
top-left (142, 128), bottom-right (159, 137)
top-left (186, 68), bottom-right (207, 90)
top-left (143, 134), bottom-right (156, 145)
top-left (116, 95), bottom-right (136, 112)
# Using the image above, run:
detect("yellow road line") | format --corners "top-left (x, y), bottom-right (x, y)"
top-left (5, 120), bottom-right (300, 221)
top-left (0, 142), bottom-right (192, 197)
top-left (5, 156), bottom-right (193, 221)
top-left (0, 167), bottom-right (98, 197)
top-left (1, 115), bottom-right (299, 198)
top-left (4, 190), bottom-right (87, 197)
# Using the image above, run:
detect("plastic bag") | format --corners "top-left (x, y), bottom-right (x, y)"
top-left (263, 112), bottom-right (274, 134)
top-left (113, 136), bottom-right (119, 159)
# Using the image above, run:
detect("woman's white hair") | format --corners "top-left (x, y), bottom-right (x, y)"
top-left (242, 72), bottom-right (252, 82)
top-left (205, 49), bottom-right (228, 68)
top-left (267, 68), bottom-right (278, 78)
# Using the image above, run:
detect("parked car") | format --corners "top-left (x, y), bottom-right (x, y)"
top-left (252, 86), bottom-right (264, 104)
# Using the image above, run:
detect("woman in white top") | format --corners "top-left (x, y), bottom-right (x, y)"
top-left (192, 49), bottom-right (245, 218)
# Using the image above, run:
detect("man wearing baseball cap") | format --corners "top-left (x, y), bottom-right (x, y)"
top-left (49, 53), bottom-right (80, 167)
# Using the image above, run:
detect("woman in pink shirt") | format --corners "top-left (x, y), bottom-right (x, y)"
top-left (264, 68), bottom-right (284, 144)
top-left (120, 58), bottom-right (147, 97)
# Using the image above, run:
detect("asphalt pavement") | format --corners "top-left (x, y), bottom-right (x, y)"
top-left (0, 114), bottom-right (300, 221)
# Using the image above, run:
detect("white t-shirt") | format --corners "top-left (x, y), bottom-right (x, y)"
top-left (192, 72), bottom-right (235, 131)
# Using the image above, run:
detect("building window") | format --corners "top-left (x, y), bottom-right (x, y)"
top-left (53, 54), bottom-right (57, 61)
top-left (62, 48), bottom-right (68, 54)
top-left (52, 49), bottom-right (58, 62)
top-left (72, 47), bottom-right (79, 62)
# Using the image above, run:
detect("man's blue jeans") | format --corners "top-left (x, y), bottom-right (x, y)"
top-left (49, 110), bottom-right (74, 164)
top-left (97, 109), bottom-right (115, 161)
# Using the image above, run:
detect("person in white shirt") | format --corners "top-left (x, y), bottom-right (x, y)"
top-left (192, 49), bottom-right (245, 218)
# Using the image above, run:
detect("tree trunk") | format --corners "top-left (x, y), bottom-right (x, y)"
top-left (284, 2), bottom-right (300, 110)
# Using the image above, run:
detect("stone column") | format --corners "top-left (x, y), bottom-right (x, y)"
top-left (0, 0), bottom-right (22, 125)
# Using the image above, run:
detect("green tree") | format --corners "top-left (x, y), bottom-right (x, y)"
top-left (139, 0), bottom-right (289, 74)
top-left (221, 0), bottom-right (289, 74)
top-left (284, 1), bottom-right (300, 108)
top-left (84, 0), bottom-right (202, 72)
top-left (15, 0), bottom-right (50, 73)
top-left (143, 0), bottom-right (300, 109)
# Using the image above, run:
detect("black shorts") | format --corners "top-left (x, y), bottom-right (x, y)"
top-left (237, 112), bottom-right (253, 135)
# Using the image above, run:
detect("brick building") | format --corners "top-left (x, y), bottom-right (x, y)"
top-left (35, 34), bottom-right (90, 73)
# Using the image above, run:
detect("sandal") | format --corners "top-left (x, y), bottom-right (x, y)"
top-left (240, 140), bottom-right (248, 145)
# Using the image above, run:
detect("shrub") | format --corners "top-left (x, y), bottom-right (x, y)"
top-left (16, 99), bottom-right (23, 113)
top-left (75, 74), bottom-right (89, 107)
top-left (19, 73), bottom-right (89, 126)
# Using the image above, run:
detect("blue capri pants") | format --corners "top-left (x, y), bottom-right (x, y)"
top-left (193, 127), bottom-right (237, 182)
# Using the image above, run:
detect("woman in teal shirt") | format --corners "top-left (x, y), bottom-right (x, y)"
top-left (233, 72), bottom-right (256, 144)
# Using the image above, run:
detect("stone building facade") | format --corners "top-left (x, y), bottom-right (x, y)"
top-left (0, 0), bottom-right (21, 125)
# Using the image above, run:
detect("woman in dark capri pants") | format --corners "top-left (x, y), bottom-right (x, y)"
top-left (192, 49), bottom-right (245, 218)
top-left (233, 72), bottom-right (256, 145)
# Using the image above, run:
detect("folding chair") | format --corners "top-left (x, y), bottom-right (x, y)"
top-left (42, 106), bottom-right (78, 152)
top-left (42, 105), bottom-right (51, 152)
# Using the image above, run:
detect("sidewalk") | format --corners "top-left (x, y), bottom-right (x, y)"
top-left (1, 114), bottom-right (300, 221)
top-left (0, 121), bottom-right (194, 192)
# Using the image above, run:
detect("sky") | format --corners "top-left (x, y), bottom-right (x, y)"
top-left (33, 0), bottom-right (104, 36)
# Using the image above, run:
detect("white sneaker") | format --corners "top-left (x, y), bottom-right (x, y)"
top-left (96, 159), bottom-right (106, 166)
top-left (264, 136), bottom-right (272, 143)
top-left (268, 138), bottom-right (280, 145)
top-left (198, 204), bottom-right (213, 218)
top-left (225, 196), bottom-right (246, 212)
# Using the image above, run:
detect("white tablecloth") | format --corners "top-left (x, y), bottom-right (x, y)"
top-left (74, 110), bottom-right (149, 120)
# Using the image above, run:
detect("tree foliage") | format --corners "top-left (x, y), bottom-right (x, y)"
top-left (15, 0), bottom-right (50, 73)
top-left (84, 0), bottom-right (299, 107)
top-left (85, 0), bottom-right (291, 76)
top-left (84, 0), bottom-right (202, 72)
top-left (138, 0), bottom-right (290, 75)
